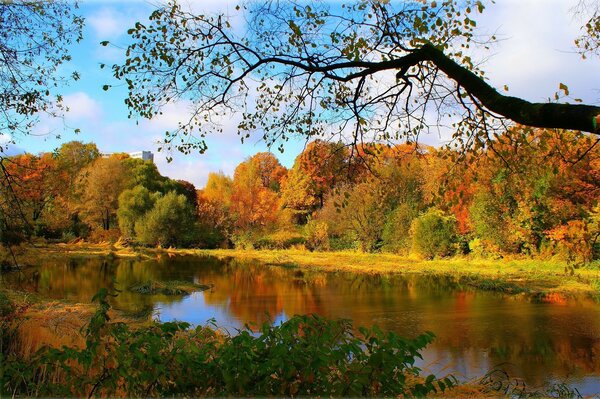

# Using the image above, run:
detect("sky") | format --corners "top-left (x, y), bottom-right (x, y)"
top-left (7, 0), bottom-right (600, 188)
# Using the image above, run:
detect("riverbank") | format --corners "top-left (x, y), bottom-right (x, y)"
top-left (6, 243), bottom-right (600, 299)
top-left (195, 249), bottom-right (600, 299)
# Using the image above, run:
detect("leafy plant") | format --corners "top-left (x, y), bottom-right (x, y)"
top-left (1, 289), bottom-right (454, 397)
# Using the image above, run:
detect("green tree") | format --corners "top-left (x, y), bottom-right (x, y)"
top-left (135, 191), bottom-right (196, 247)
top-left (410, 209), bottom-right (458, 259)
top-left (117, 186), bottom-right (160, 238)
top-left (113, 1), bottom-right (599, 159)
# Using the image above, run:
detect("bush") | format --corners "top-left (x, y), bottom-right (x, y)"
top-left (329, 234), bottom-right (359, 251)
top-left (1, 289), bottom-right (454, 397)
top-left (135, 192), bottom-right (196, 247)
top-left (468, 238), bottom-right (502, 259)
top-left (254, 230), bottom-right (305, 250)
top-left (304, 220), bottom-right (330, 251)
top-left (382, 203), bottom-right (419, 254)
top-left (410, 208), bottom-right (458, 259)
top-left (231, 231), bottom-right (256, 250)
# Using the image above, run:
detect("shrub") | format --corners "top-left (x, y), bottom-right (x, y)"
top-left (329, 234), bottom-right (359, 251)
top-left (382, 203), bottom-right (419, 254)
top-left (135, 192), bottom-right (196, 247)
top-left (1, 289), bottom-right (454, 397)
top-left (468, 238), bottom-right (502, 259)
top-left (304, 220), bottom-right (330, 251)
top-left (231, 231), bottom-right (256, 250)
top-left (410, 208), bottom-right (458, 259)
top-left (254, 230), bottom-right (305, 250)
top-left (0, 291), bottom-right (14, 318)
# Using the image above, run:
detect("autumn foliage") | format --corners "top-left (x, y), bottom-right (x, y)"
top-left (2, 128), bottom-right (599, 260)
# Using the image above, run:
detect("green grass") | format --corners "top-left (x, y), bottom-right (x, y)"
top-left (129, 280), bottom-right (212, 296)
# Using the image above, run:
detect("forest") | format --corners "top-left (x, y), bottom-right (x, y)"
top-left (2, 126), bottom-right (599, 265)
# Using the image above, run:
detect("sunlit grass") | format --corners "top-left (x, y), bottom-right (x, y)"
top-left (187, 249), bottom-right (600, 297)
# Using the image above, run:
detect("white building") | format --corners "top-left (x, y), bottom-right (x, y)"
top-left (101, 150), bottom-right (154, 163)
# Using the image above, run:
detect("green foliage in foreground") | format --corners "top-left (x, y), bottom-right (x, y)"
top-left (1, 289), bottom-right (454, 397)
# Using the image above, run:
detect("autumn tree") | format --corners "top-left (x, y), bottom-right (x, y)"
top-left (76, 156), bottom-right (130, 231)
top-left (197, 172), bottom-right (235, 245)
top-left (3, 154), bottom-right (65, 225)
top-left (249, 152), bottom-right (287, 192)
top-left (464, 127), bottom-right (600, 256)
top-left (113, 0), bottom-right (600, 160)
top-left (0, 1), bottom-right (83, 248)
top-left (230, 158), bottom-right (281, 231)
top-left (281, 140), bottom-right (348, 223)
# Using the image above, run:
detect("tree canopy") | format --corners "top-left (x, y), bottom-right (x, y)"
top-left (0, 1), bottom-right (83, 147)
top-left (113, 0), bottom-right (600, 156)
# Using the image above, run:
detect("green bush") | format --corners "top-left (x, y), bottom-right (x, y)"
top-left (135, 191), bottom-right (197, 247)
top-left (410, 208), bottom-right (458, 259)
top-left (382, 203), bottom-right (419, 254)
top-left (254, 230), bottom-right (305, 249)
top-left (1, 289), bottom-right (454, 398)
top-left (329, 234), bottom-right (359, 251)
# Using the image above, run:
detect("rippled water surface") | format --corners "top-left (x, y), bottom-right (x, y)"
top-left (3, 255), bottom-right (600, 394)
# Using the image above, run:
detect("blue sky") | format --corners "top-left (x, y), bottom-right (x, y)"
top-left (7, 0), bottom-right (600, 188)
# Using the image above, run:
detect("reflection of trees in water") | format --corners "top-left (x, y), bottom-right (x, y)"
top-left (5, 255), bottom-right (600, 386)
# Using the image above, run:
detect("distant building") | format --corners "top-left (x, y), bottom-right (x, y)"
top-left (101, 150), bottom-right (154, 163)
top-left (129, 151), bottom-right (154, 162)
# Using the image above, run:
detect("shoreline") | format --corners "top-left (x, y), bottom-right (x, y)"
top-left (6, 243), bottom-right (600, 299)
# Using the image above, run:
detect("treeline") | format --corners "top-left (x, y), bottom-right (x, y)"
top-left (2, 127), bottom-right (599, 262)
top-left (0, 142), bottom-right (197, 247)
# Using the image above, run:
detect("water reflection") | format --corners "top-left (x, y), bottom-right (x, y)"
top-left (3, 255), bottom-right (600, 393)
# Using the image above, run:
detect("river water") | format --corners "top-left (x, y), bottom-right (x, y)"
top-left (3, 255), bottom-right (600, 394)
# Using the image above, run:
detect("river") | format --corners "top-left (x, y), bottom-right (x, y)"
top-left (3, 254), bottom-right (600, 395)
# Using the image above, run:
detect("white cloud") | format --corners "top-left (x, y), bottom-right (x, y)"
top-left (475, 0), bottom-right (600, 103)
top-left (64, 92), bottom-right (103, 122)
top-left (87, 7), bottom-right (126, 39)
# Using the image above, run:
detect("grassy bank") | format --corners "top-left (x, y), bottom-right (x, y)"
top-left (189, 249), bottom-right (600, 299)
top-left (5, 243), bottom-right (600, 298)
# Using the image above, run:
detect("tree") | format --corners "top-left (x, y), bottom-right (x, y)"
top-left (3, 153), bottom-right (65, 224)
top-left (135, 191), bottom-right (196, 247)
top-left (281, 140), bottom-right (348, 223)
top-left (0, 1), bottom-right (83, 248)
top-left (117, 185), bottom-right (160, 238)
top-left (230, 159), bottom-right (280, 230)
top-left (114, 1), bottom-right (600, 158)
top-left (410, 208), bottom-right (458, 259)
top-left (76, 156), bottom-right (130, 231)
top-left (248, 152), bottom-right (287, 192)
top-left (0, 1), bottom-right (83, 146)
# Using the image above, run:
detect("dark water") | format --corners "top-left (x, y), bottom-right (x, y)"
top-left (3, 255), bottom-right (600, 394)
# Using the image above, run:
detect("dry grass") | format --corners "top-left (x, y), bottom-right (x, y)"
top-left (1, 289), bottom-right (143, 358)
